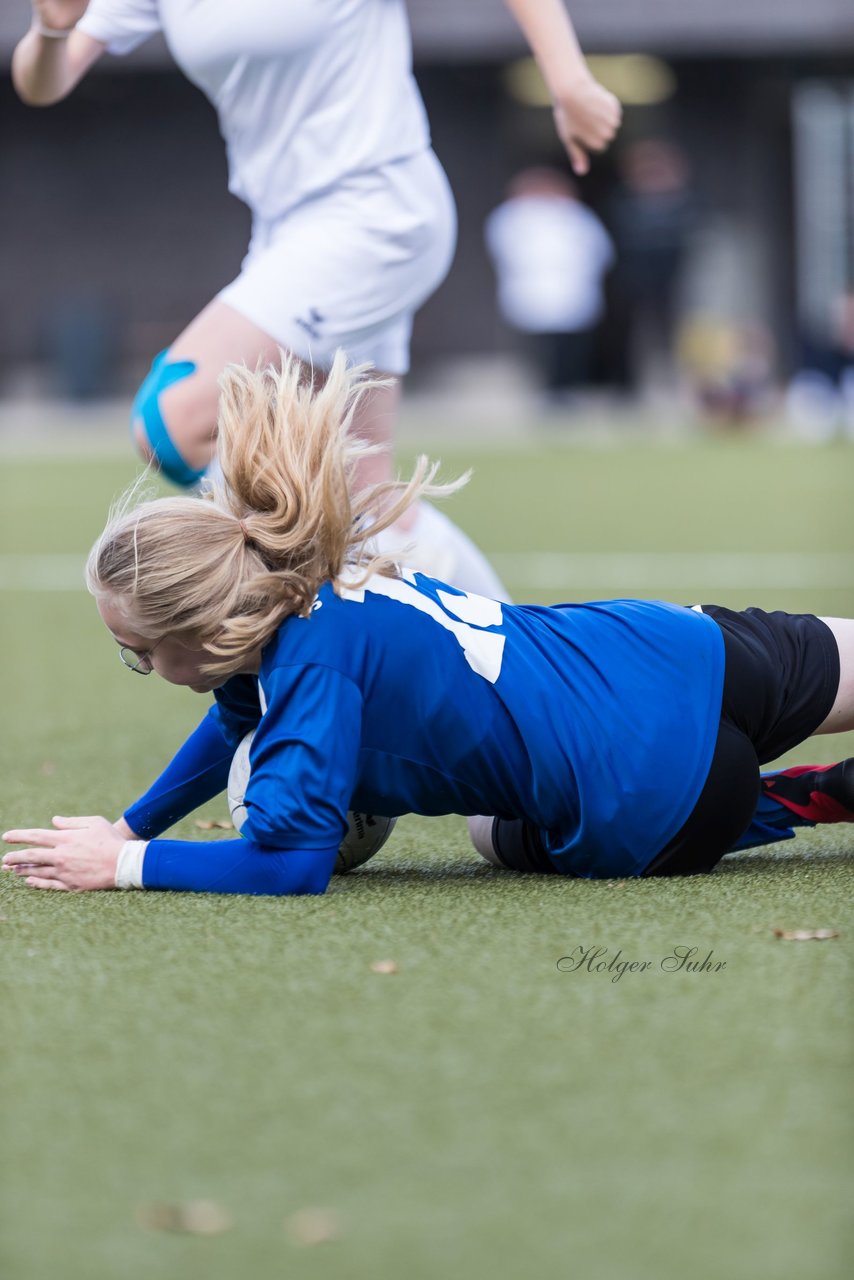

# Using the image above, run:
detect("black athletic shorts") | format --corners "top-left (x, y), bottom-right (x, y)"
top-left (490, 607), bottom-right (840, 879)
top-left (644, 606), bottom-right (840, 876)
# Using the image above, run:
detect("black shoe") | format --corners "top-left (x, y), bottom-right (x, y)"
top-left (761, 760), bottom-right (854, 824)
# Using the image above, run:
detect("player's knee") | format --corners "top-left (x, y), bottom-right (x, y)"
top-left (130, 349), bottom-right (208, 488)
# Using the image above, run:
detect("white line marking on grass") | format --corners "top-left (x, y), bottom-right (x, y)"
top-left (2, 551), bottom-right (852, 593)
top-left (490, 551), bottom-right (854, 590)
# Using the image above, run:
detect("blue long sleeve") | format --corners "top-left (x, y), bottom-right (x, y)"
top-left (143, 837), bottom-right (338, 896)
top-left (124, 713), bottom-right (236, 839)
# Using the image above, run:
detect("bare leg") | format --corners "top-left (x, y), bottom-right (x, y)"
top-left (131, 299), bottom-right (506, 594)
top-left (133, 298), bottom-right (401, 487)
top-left (815, 618), bottom-right (854, 733)
top-left (347, 374), bottom-right (409, 510)
top-left (134, 300), bottom-right (283, 473)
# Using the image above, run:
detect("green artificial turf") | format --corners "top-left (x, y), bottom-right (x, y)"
top-left (1, 434), bottom-right (853, 1280)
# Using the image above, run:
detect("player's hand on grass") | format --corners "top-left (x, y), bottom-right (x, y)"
top-left (30, 1), bottom-right (89, 34)
top-left (553, 76), bottom-right (622, 175)
top-left (2, 815), bottom-right (123, 891)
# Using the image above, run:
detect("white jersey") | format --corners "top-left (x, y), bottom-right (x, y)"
top-left (78, 0), bottom-right (431, 222)
top-left (485, 195), bottom-right (614, 333)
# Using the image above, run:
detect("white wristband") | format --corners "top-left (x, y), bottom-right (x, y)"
top-left (31, 18), bottom-right (75, 39)
top-left (115, 840), bottom-right (148, 889)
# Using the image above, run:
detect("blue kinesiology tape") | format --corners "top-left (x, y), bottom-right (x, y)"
top-left (131, 348), bottom-right (206, 488)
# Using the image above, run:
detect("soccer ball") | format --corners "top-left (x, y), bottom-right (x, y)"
top-left (336, 811), bottom-right (398, 873)
top-left (226, 730), bottom-right (396, 874)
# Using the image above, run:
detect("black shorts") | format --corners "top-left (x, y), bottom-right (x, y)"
top-left (645, 606), bottom-right (840, 876)
top-left (491, 607), bottom-right (840, 879)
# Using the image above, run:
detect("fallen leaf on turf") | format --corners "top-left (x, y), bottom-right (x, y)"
top-left (773, 928), bottom-right (839, 942)
top-left (285, 1208), bottom-right (339, 1246)
top-left (136, 1199), bottom-right (232, 1234)
top-left (369, 959), bottom-right (398, 974)
top-left (194, 819), bottom-right (234, 831)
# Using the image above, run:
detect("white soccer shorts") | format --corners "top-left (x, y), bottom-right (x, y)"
top-left (218, 148), bottom-right (456, 375)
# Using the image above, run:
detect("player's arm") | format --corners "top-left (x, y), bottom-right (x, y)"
top-left (13, 4), bottom-right (105, 106)
top-left (134, 837), bottom-right (338, 895)
top-left (120, 711), bottom-right (242, 839)
top-left (126, 663), bottom-right (361, 895)
top-left (121, 676), bottom-right (263, 838)
top-left (3, 665), bottom-right (358, 894)
top-left (0, 708), bottom-right (243, 889)
top-left (2, 820), bottom-right (338, 896)
top-left (504, 0), bottom-right (622, 174)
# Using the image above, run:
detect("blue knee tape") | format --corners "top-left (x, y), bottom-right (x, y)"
top-left (131, 349), bottom-right (206, 488)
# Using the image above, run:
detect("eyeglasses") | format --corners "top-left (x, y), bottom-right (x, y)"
top-left (118, 638), bottom-right (162, 675)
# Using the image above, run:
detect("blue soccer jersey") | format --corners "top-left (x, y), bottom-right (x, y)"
top-left (127, 572), bottom-right (725, 885)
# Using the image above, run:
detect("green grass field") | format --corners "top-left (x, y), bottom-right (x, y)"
top-left (2, 432), bottom-right (853, 1280)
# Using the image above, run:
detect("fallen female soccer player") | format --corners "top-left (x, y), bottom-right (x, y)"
top-left (4, 357), bottom-right (853, 892)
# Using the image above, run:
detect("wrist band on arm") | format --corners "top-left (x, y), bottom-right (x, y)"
top-left (116, 840), bottom-right (148, 890)
top-left (31, 18), bottom-right (75, 39)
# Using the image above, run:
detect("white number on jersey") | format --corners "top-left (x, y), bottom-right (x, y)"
top-left (340, 575), bottom-right (506, 684)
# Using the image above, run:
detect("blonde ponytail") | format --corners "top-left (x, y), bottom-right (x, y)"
top-left (86, 351), bottom-right (466, 679)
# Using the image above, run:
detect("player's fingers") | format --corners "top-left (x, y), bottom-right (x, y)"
top-left (52, 815), bottom-right (105, 829)
top-left (2, 832), bottom-right (61, 851)
top-left (585, 109), bottom-right (620, 148)
top-left (24, 876), bottom-right (70, 891)
top-left (6, 858), bottom-right (55, 876)
top-left (583, 116), bottom-right (616, 149)
top-left (599, 117), bottom-right (622, 145)
top-left (567, 138), bottom-right (590, 175)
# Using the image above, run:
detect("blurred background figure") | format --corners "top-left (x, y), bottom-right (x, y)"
top-left (485, 168), bottom-right (613, 404)
top-left (787, 291), bottom-right (854, 442)
top-left (677, 315), bottom-right (776, 426)
top-left (606, 138), bottom-right (696, 396)
top-left (786, 81), bottom-right (854, 442)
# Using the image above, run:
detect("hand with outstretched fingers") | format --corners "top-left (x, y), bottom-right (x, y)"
top-left (2, 815), bottom-right (124, 891)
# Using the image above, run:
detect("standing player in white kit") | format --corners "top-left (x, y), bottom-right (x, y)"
top-left (12, 1), bottom-right (621, 592)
